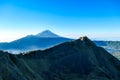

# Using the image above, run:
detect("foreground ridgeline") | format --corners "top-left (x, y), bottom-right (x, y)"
top-left (0, 36), bottom-right (120, 80)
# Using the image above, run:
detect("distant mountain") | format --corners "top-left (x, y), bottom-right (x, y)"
top-left (94, 41), bottom-right (120, 60)
top-left (94, 41), bottom-right (120, 53)
top-left (0, 30), bottom-right (120, 54)
top-left (0, 37), bottom-right (120, 80)
top-left (0, 30), bottom-right (72, 53)
top-left (36, 30), bottom-right (61, 37)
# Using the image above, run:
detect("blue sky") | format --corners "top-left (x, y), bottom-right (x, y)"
top-left (0, 0), bottom-right (120, 42)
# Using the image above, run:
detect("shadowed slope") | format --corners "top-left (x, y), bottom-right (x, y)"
top-left (0, 37), bottom-right (120, 80)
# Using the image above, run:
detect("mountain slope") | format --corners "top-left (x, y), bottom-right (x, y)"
top-left (0, 37), bottom-right (120, 80)
top-left (0, 30), bottom-right (72, 53)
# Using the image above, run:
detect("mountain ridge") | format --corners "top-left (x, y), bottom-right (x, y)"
top-left (0, 37), bottom-right (120, 80)
top-left (0, 30), bottom-right (120, 55)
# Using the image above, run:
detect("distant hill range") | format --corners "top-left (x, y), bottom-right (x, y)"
top-left (94, 41), bottom-right (120, 53)
top-left (0, 30), bottom-right (73, 53)
top-left (0, 36), bottom-right (120, 80)
top-left (94, 41), bottom-right (120, 60)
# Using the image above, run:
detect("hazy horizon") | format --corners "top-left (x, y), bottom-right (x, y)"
top-left (0, 0), bottom-right (120, 42)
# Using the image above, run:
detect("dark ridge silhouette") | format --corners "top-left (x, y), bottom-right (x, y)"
top-left (0, 37), bottom-right (120, 80)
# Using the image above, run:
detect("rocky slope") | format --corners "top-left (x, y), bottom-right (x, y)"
top-left (0, 37), bottom-right (120, 80)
